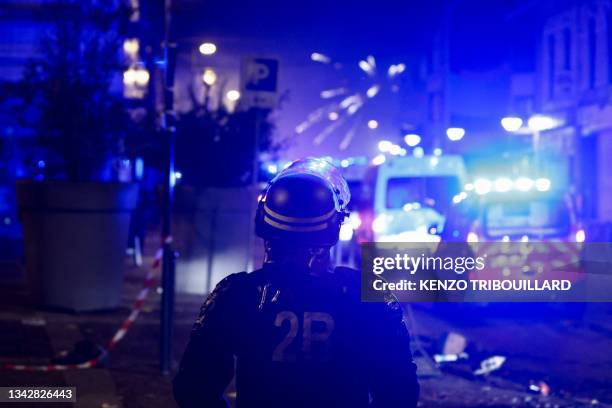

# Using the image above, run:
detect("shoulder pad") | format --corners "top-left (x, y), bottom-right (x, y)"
top-left (193, 272), bottom-right (248, 332)
top-left (210, 271), bottom-right (248, 297)
top-left (220, 271), bottom-right (248, 285)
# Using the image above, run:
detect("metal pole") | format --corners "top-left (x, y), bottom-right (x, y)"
top-left (252, 109), bottom-right (262, 187)
top-left (205, 208), bottom-right (217, 294)
top-left (160, 0), bottom-right (177, 376)
top-left (533, 129), bottom-right (540, 173)
top-left (246, 109), bottom-right (262, 272)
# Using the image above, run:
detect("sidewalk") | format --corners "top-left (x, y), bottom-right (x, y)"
top-left (2, 248), bottom-right (611, 407)
top-left (0, 248), bottom-right (202, 408)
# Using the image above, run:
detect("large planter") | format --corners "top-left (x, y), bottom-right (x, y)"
top-left (16, 181), bottom-right (139, 311)
top-left (174, 186), bottom-right (262, 295)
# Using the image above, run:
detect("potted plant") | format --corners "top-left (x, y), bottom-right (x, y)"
top-left (11, 0), bottom-right (139, 311)
top-left (173, 80), bottom-right (279, 293)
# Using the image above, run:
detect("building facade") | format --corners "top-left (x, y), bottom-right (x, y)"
top-left (538, 0), bottom-right (612, 225)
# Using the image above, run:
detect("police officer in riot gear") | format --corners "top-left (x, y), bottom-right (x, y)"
top-left (173, 158), bottom-right (419, 408)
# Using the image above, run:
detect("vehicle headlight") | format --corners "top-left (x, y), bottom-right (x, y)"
top-left (349, 212), bottom-right (362, 230)
top-left (339, 223), bottom-right (354, 241)
top-left (467, 231), bottom-right (479, 243)
top-left (372, 214), bottom-right (389, 234)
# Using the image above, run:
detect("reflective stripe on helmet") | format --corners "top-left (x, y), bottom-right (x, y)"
top-left (269, 158), bottom-right (350, 213)
top-left (263, 216), bottom-right (329, 232)
top-left (263, 204), bottom-right (335, 224)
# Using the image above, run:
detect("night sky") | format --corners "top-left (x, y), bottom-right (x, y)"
top-left (0, 0), bottom-right (545, 160)
top-left (167, 1), bottom-right (544, 160)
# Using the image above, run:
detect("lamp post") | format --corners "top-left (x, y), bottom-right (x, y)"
top-left (500, 116), bottom-right (523, 132)
top-left (160, 0), bottom-right (177, 376)
top-left (201, 67), bottom-right (217, 110)
top-left (446, 127), bottom-right (465, 142)
top-left (123, 65), bottom-right (150, 99)
top-left (527, 115), bottom-right (556, 172)
top-left (198, 42), bottom-right (217, 55)
top-left (500, 115), bottom-right (556, 172)
top-left (202, 68), bottom-right (217, 87)
top-left (404, 133), bottom-right (421, 147)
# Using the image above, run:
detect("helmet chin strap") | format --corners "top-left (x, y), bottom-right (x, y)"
top-left (264, 241), bottom-right (332, 275)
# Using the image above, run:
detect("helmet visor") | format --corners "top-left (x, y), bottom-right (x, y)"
top-left (273, 158), bottom-right (350, 212)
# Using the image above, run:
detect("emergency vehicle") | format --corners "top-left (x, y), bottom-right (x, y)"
top-left (342, 154), bottom-right (467, 244)
top-left (452, 175), bottom-right (587, 294)
top-left (463, 176), bottom-right (585, 244)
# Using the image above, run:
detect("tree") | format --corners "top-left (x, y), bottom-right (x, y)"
top-left (9, 0), bottom-right (132, 181)
top-left (175, 84), bottom-right (277, 188)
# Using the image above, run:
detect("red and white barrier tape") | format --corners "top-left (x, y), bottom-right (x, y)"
top-left (1, 237), bottom-right (171, 371)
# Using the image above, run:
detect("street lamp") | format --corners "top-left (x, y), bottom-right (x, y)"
top-left (202, 68), bottom-right (217, 87)
top-left (404, 133), bottom-right (421, 147)
top-left (123, 69), bottom-right (137, 85)
top-left (526, 114), bottom-right (557, 172)
top-left (199, 42), bottom-right (217, 55)
top-left (367, 119), bottom-right (379, 129)
top-left (123, 66), bottom-right (150, 87)
top-left (500, 116), bottom-right (523, 132)
top-left (135, 70), bottom-right (150, 86)
top-left (378, 140), bottom-right (392, 152)
top-left (446, 127), bottom-right (465, 141)
top-left (527, 115), bottom-right (555, 131)
top-left (226, 89), bottom-right (241, 102)
top-left (123, 38), bottom-right (139, 56)
top-left (123, 65), bottom-right (150, 99)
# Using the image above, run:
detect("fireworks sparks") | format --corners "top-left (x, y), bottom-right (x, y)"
top-left (358, 56), bottom-right (376, 76)
top-left (320, 87), bottom-right (347, 99)
top-left (366, 84), bottom-right (380, 98)
top-left (296, 51), bottom-right (407, 150)
top-left (338, 119), bottom-right (359, 151)
top-left (388, 63), bottom-right (406, 78)
top-left (311, 52), bottom-right (331, 64)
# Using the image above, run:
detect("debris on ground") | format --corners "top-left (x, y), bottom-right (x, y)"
top-left (434, 352), bottom-right (469, 363)
top-left (528, 380), bottom-right (551, 397)
top-left (474, 355), bottom-right (506, 376)
top-left (21, 316), bottom-right (46, 326)
top-left (51, 339), bottom-right (106, 366)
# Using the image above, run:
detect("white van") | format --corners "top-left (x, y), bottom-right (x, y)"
top-left (370, 155), bottom-right (467, 242)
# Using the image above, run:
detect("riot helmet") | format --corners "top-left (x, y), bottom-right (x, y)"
top-left (255, 158), bottom-right (350, 247)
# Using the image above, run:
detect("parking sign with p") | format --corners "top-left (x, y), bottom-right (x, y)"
top-left (240, 57), bottom-right (279, 109)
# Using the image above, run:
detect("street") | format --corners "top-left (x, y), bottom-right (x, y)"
top-left (1, 234), bottom-right (611, 407)
top-left (2, 0), bottom-right (612, 406)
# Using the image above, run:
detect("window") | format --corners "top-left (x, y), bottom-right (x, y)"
top-left (588, 18), bottom-right (597, 88)
top-left (548, 34), bottom-right (555, 98)
top-left (484, 198), bottom-right (570, 238)
top-left (563, 28), bottom-right (571, 70)
top-left (385, 176), bottom-right (460, 215)
top-left (608, 10), bottom-right (612, 83)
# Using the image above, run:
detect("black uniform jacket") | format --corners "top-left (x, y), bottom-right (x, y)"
top-left (173, 263), bottom-right (419, 408)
